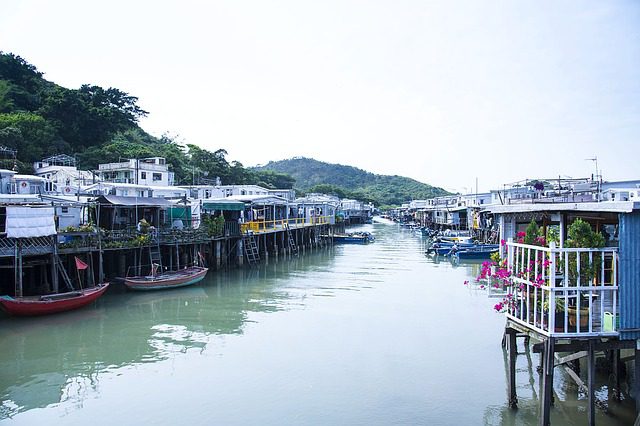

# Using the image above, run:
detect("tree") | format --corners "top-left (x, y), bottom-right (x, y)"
top-left (0, 112), bottom-right (59, 163)
top-left (187, 145), bottom-right (232, 184)
top-left (0, 80), bottom-right (14, 112)
top-left (307, 184), bottom-right (347, 198)
top-left (0, 52), bottom-right (44, 111)
top-left (254, 170), bottom-right (295, 189)
top-left (39, 85), bottom-right (148, 150)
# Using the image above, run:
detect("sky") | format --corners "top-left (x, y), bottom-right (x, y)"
top-left (1, 1), bottom-right (639, 194)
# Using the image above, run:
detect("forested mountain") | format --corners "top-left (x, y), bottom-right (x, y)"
top-left (0, 52), bottom-right (292, 189)
top-left (0, 52), bottom-right (447, 206)
top-left (253, 158), bottom-right (450, 207)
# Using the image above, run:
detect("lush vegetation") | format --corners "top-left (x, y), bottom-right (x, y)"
top-left (253, 157), bottom-right (449, 208)
top-left (1, 52), bottom-right (445, 205)
top-left (0, 52), bottom-right (294, 189)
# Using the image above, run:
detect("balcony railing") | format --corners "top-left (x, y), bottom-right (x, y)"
top-left (0, 235), bottom-right (55, 257)
top-left (240, 215), bottom-right (332, 234)
top-left (502, 241), bottom-right (619, 337)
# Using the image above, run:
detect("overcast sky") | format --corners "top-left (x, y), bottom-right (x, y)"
top-left (2, 1), bottom-right (639, 193)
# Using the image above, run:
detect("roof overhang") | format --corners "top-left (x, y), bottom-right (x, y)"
top-left (95, 195), bottom-right (173, 207)
top-left (486, 201), bottom-right (637, 215)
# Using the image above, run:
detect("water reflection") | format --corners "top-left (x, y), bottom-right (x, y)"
top-left (0, 246), bottom-right (338, 420)
top-left (1, 223), bottom-right (636, 425)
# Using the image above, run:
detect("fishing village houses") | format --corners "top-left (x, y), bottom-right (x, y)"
top-left (394, 177), bottom-right (640, 425)
top-left (5, 149), bottom-right (640, 424)
top-left (0, 152), bottom-right (374, 302)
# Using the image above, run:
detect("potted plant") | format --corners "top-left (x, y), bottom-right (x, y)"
top-left (564, 218), bottom-right (605, 285)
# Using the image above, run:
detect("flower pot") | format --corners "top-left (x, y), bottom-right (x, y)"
top-left (568, 307), bottom-right (589, 329)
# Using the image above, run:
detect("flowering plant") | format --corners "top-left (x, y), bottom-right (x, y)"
top-left (468, 222), bottom-right (555, 313)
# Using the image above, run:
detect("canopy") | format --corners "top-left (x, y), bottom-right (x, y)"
top-left (6, 206), bottom-right (56, 238)
top-left (202, 200), bottom-right (245, 211)
top-left (95, 195), bottom-right (173, 207)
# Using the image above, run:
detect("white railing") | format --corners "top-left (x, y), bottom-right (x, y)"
top-left (503, 241), bottom-right (619, 337)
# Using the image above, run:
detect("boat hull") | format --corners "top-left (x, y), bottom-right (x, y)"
top-left (453, 249), bottom-right (499, 259)
top-left (333, 233), bottom-right (375, 244)
top-left (124, 266), bottom-right (209, 291)
top-left (0, 283), bottom-right (110, 316)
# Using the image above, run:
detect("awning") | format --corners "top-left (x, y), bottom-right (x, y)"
top-left (6, 206), bottom-right (56, 238)
top-left (168, 206), bottom-right (190, 220)
top-left (202, 200), bottom-right (246, 211)
top-left (95, 195), bottom-right (173, 207)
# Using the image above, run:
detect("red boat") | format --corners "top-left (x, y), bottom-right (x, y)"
top-left (0, 283), bottom-right (110, 316)
top-left (124, 266), bottom-right (208, 291)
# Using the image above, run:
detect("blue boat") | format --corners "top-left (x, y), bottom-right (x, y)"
top-left (447, 244), bottom-right (499, 259)
top-left (426, 242), bottom-right (499, 258)
top-left (333, 232), bottom-right (375, 244)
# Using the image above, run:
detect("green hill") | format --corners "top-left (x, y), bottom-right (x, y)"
top-left (253, 157), bottom-right (450, 208)
top-left (0, 51), bottom-right (290, 188)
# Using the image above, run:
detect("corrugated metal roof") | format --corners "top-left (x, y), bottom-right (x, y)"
top-left (619, 211), bottom-right (640, 340)
top-left (95, 195), bottom-right (173, 207)
top-left (224, 195), bottom-right (288, 204)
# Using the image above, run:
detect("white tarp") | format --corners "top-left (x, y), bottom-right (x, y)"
top-left (6, 207), bottom-right (56, 238)
top-left (191, 202), bottom-right (201, 229)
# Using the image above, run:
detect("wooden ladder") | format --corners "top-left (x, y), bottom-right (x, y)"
top-left (243, 234), bottom-right (260, 265)
top-left (56, 255), bottom-right (75, 291)
top-left (149, 244), bottom-right (162, 271)
top-left (287, 231), bottom-right (298, 256)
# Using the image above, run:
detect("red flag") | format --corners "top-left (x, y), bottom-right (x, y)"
top-left (75, 256), bottom-right (89, 270)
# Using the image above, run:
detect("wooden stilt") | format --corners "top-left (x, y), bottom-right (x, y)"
top-left (51, 238), bottom-right (58, 293)
top-left (587, 339), bottom-right (596, 426)
top-left (612, 349), bottom-right (621, 401)
top-left (16, 240), bottom-right (23, 297)
top-left (635, 348), bottom-right (640, 418)
top-left (507, 328), bottom-right (518, 408)
top-left (237, 238), bottom-right (244, 266)
top-left (540, 337), bottom-right (555, 426)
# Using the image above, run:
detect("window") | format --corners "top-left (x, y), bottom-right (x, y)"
top-left (61, 207), bottom-right (69, 213)
top-left (141, 172), bottom-right (146, 180)
top-left (153, 173), bottom-right (162, 181)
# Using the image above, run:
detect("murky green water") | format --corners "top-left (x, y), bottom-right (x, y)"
top-left (0, 223), bottom-right (635, 425)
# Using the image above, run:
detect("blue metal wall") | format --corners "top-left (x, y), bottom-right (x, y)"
top-left (619, 211), bottom-right (640, 340)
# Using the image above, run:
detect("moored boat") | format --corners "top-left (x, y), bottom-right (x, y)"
top-left (124, 266), bottom-right (209, 291)
top-left (0, 283), bottom-right (110, 316)
top-left (333, 232), bottom-right (375, 244)
top-left (448, 244), bottom-right (499, 259)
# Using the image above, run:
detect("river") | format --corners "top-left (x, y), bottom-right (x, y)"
top-left (0, 222), bottom-right (635, 425)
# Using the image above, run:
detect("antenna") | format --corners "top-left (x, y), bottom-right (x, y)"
top-left (585, 157), bottom-right (601, 201)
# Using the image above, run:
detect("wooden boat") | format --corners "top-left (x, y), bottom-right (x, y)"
top-left (333, 232), bottom-right (375, 244)
top-left (427, 241), bottom-right (499, 258)
top-left (124, 266), bottom-right (209, 291)
top-left (448, 244), bottom-right (499, 259)
top-left (0, 283), bottom-right (110, 316)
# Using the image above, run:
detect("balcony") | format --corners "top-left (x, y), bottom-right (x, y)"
top-left (240, 215), bottom-right (332, 234)
top-left (501, 241), bottom-right (619, 337)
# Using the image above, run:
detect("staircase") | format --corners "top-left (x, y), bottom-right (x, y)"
top-left (243, 234), bottom-right (260, 265)
top-left (287, 231), bottom-right (298, 256)
top-left (149, 245), bottom-right (163, 271)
